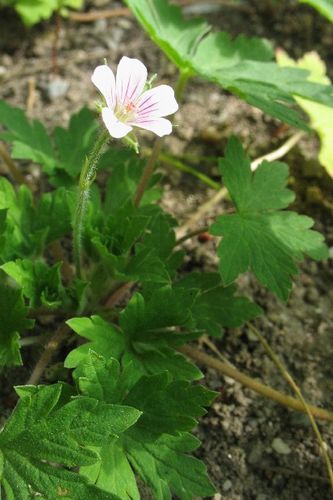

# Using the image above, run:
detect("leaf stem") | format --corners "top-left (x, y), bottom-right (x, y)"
top-left (73, 130), bottom-right (109, 279)
top-left (158, 151), bottom-right (220, 189)
top-left (179, 344), bottom-right (333, 423)
top-left (27, 324), bottom-right (70, 385)
top-left (247, 322), bottom-right (333, 491)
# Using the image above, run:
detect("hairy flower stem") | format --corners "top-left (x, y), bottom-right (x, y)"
top-left (73, 130), bottom-right (109, 279)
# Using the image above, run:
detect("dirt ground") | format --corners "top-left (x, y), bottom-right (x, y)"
top-left (0, 1), bottom-right (333, 499)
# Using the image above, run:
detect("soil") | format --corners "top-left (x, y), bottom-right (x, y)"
top-left (0, 0), bottom-right (333, 499)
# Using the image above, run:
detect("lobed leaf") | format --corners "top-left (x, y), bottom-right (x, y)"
top-left (125, 0), bottom-right (333, 128)
top-left (0, 383), bottom-right (139, 498)
top-left (0, 282), bottom-right (33, 366)
top-left (74, 352), bottom-right (216, 499)
top-left (210, 137), bottom-right (328, 301)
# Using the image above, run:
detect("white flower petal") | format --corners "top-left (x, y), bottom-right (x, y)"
top-left (102, 107), bottom-right (132, 138)
top-left (116, 56), bottom-right (147, 106)
top-left (137, 85), bottom-right (178, 119)
top-left (132, 117), bottom-right (173, 137)
top-left (91, 65), bottom-right (116, 110)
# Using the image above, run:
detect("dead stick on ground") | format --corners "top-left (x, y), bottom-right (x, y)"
top-left (179, 344), bottom-right (333, 423)
top-left (68, 7), bottom-right (130, 22)
top-left (27, 324), bottom-right (70, 385)
top-left (247, 322), bottom-right (333, 491)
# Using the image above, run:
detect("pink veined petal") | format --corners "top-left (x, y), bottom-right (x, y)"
top-left (136, 85), bottom-right (178, 119)
top-left (101, 107), bottom-right (132, 138)
top-left (132, 117), bottom-right (173, 137)
top-left (91, 65), bottom-right (116, 110)
top-left (116, 56), bottom-right (148, 106)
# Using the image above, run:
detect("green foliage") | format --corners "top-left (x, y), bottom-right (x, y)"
top-left (0, 177), bottom-right (73, 260)
top-left (1, 259), bottom-right (64, 308)
top-left (0, 382), bottom-right (140, 498)
top-left (0, 100), bottom-right (56, 174)
top-left (300, 0), bottom-right (333, 22)
top-left (210, 137), bottom-right (328, 301)
top-left (176, 272), bottom-right (262, 337)
top-left (73, 351), bottom-right (216, 499)
top-left (65, 287), bottom-right (203, 382)
top-left (0, 282), bottom-right (33, 366)
top-left (0, 102), bottom-right (100, 185)
top-left (0, 0), bottom-right (84, 26)
top-left (125, 0), bottom-right (333, 128)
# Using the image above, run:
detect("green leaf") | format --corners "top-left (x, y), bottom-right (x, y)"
top-left (125, 0), bottom-right (333, 128)
top-left (210, 137), bottom-right (328, 301)
top-left (177, 272), bottom-right (262, 337)
top-left (0, 178), bottom-right (73, 260)
top-left (74, 352), bottom-right (215, 499)
top-left (0, 100), bottom-right (56, 172)
top-left (277, 50), bottom-right (333, 177)
top-left (124, 431), bottom-right (215, 500)
top-left (35, 187), bottom-right (74, 242)
top-left (120, 286), bottom-right (197, 338)
top-left (66, 287), bottom-right (202, 381)
top-left (300, 0), bottom-right (333, 22)
top-left (53, 107), bottom-right (98, 179)
top-left (0, 282), bottom-right (33, 366)
top-left (0, 383), bottom-right (137, 498)
top-left (13, 0), bottom-right (83, 26)
top-left (64, 316), bottom-right (125, 369)
top-left (1, 259), bottom-right (64, 309)
top-left (0, 179), bottom-right (42, 260)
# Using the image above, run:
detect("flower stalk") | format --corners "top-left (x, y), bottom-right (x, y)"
top-left (73, 130), bottom-right (109, 279)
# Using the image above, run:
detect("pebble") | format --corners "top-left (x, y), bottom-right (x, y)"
top-left (248, 444), bottom-right (263, 465)
top-left (44, 77), bottom-right (69, 101)
top-left (222, 479), bottom-right (232, 492)
top-left (271, 437), bottom-right (291, 455)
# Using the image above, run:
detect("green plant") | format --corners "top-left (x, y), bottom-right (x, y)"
top-left (0, 0), bottom-right (332, 497)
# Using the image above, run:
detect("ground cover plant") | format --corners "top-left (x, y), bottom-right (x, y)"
top-left (0, 0), bottom-right (333, 498)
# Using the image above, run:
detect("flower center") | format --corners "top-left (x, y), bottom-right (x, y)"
top-left (115, 100), bottom-right (137, 122)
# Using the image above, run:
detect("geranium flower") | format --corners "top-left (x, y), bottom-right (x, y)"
top-left (91, 56), bottom-right (178, 139)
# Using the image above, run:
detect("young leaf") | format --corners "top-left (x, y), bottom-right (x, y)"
top-left (74, 352), bottom-right (216, 499)
top-left (0, 383), bottom-right (139, 499)
top-left (125, 0), bottom-right (333, 128)
top-left (1, 259), bottom-right (64, 309)
top-left (210, 137), bottom-right (328, 301)
top-left (0, 283), bottom-right (33, 366)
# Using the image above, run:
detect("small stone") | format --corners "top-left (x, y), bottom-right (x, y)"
top-left (222, 479), bottom-right (232, 492)
top-left (248, 444), bottom-right (263, 465)
top-left (271, 437), bottom-right (291, 455)
top-left (45, 77), bottom-right (69, 101)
